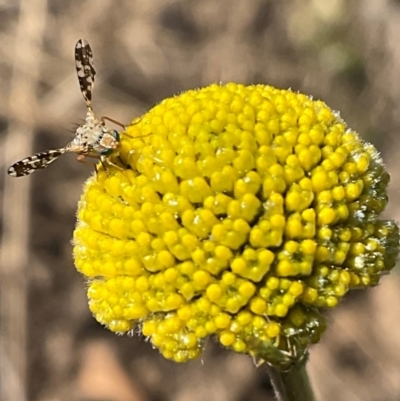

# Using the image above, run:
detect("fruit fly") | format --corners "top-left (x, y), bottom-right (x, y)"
top-left (8, 39), bottom-right (126, 177)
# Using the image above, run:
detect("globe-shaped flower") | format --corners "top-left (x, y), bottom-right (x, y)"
top-left (73, 83), bottom-right (399, 368)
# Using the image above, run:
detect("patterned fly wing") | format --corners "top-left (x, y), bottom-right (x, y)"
top-left (75, 39), bottom-right (96, 107)
top-left (7, 149), bottom-right (66, 177)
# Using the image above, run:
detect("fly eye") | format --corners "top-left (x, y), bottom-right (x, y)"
top-left (113, 130), bottom-right (120, 141)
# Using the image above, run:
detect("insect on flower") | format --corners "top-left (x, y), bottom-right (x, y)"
top-left (8, 39), bottom-right (128, 177)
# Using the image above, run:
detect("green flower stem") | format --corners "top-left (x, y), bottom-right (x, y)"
top-left (266, 357), bottom-right (316, 401)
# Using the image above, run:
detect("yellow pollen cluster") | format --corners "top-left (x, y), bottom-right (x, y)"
top-left (73, 83), bottom-right (399, 367)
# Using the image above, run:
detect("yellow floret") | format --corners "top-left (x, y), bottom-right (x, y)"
top-left (73, 83), bottom-right (399, 368)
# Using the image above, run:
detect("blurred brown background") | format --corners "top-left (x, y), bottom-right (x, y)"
top-left (1, 0), bottom-right (400, 400)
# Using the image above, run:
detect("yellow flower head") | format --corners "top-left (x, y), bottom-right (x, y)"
top-left (73, 83), bottom-right (399, 367)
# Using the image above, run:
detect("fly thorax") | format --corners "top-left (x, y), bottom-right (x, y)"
top-left (73, 121), bottom-right (99, 147)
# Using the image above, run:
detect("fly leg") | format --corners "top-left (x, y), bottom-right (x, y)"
top-left (101, 155), bottom-right (123, 171)
top-left (101, 116), bottom-right (125, 128)
top-left (101, 115), bottom-right (152, 140)
top-left (76, 154), bottom-right (99, 167)
top-left (76, 154), bottom-right (100, 173)
top-left (100, 115), bottom-right (135, 140)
